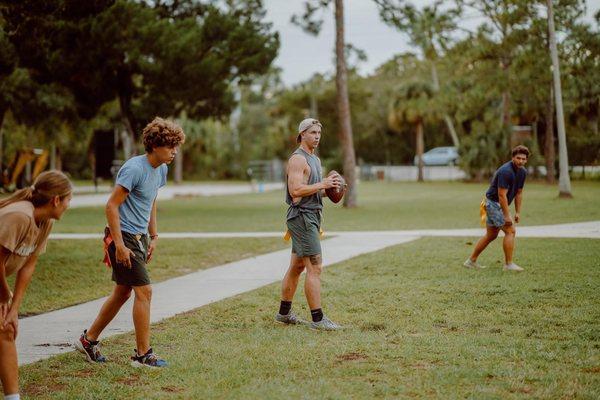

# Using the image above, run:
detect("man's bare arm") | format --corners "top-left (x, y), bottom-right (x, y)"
top-left (105, 185), bottom-right (135, 268)
top-left (147, 199), bottom-right (158, 263)
top-left (514, 189), bottom-right (523, 223)
top-left (288, 156), bottom-right (339, 198)
top-left (498, 188), bottom-right (513, 225)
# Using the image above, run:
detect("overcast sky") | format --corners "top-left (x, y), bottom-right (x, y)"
top-left (263, 0), bottom-right (600, 87)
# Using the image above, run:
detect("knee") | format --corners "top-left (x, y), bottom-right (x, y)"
top-left (115, 287), bottom-right (133, 303)
top-left (134, 285), bottom-right (152, 302)
top-left (292, 262), bottom-right (305, 274)
top-left (505, 227), bottom-right (516, 236)
top-left (306, 256), bottom-right (323, 276)
top-left (487, 232), bottom-right (499, 240)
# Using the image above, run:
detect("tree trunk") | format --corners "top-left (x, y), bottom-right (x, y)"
top-left (120, 129), bottom-right (133, 160)
top-left (416, 121), bottom-right (424, 182)
top-left (430, 62), bottom-right (459, 147)
top-left (501, 90), bottom-right (511, 148)
top-left (544, 86), bottom-right (556, 184)
top-left (117, 66), bottom-right (137, 157)
top-left (118, 92), bottom-right (137, 158)
top-left (547, 0), bottom-right (572, 197)
top-left (174, 151), bottom-right (183, 184)
top-left (335, 0), bottom-right (358, 208)
top-left (0, 107), bottom-right (5, 176)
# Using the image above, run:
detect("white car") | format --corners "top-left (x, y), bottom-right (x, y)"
top-left (414, 146), bottom-right (459, 166)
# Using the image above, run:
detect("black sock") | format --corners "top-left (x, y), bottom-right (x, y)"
top-left (279, 300), bottom-right (292, 315)
top-left (311, 308), bottom-right (323, 322)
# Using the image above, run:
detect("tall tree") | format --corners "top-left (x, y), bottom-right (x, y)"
top-left (563, 15), bottom-right (600, 137)
top-left (458, 0), bottom-right (533, 151)
top-left (292, 0), bottom-right (358, 207)
top-left (0, 12), bottom-right (77, 172)
top-left (0, 15), bottom-right (15, 170)
top-left (546, 0), bottom-right (572, 197)
top-left (388, 81), bottom-right (437, 182)
top-left (1, 0), bottom-right (279, 151)
top-left (375, 0), bottom-right (461, 147)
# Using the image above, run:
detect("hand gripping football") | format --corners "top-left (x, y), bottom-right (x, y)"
top-left (325, 173), bottom-right (346, 204)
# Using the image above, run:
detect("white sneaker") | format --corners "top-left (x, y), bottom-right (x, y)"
top-left (310, 316), bottom-right (342, 331)
top-left (463, 258), bottom-right (486, 269)
top-left (503, 263), bottom-right (524, 272)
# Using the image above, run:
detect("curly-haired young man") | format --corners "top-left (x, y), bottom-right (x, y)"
top-left (76, 117), bottom-right (185, 367)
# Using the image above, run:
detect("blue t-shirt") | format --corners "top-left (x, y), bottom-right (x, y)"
top-left (115, 155), bottom-right (167, 234)
top-left (485, 161), bottom-right (527, 205)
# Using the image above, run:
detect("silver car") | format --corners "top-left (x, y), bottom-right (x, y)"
top-left (414, 146), bottom-right (459, 166)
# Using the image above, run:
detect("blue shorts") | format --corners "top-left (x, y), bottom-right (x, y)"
top-left (485, 199), bottom-right (505, 228)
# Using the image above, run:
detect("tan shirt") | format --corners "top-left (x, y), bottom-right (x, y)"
top-left (0, 201), bottom-right (53, 276)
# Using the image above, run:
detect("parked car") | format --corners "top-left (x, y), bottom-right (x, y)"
top-left (414, 146), bottom-right (459, 166)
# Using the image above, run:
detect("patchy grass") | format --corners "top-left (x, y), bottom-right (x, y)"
top-left (21, 237), bottom-right (600, 399)
top-left (54, 181), bottom-right (600, 233)
top-left (9, 237), bottom-right (286, 315)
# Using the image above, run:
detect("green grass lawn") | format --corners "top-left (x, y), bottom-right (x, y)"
top-left (9, 237), bottom-right (286, 315)
top-left (54, 181), bottom-right (600, 233)
top-left (20, 237), bottom-right (600, 399)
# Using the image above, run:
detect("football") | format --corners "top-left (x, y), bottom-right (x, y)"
top-left (325, 174), bottom-right (346, 204)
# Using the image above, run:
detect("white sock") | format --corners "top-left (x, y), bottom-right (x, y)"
top-left (5, 394), bottom-right (21, 400)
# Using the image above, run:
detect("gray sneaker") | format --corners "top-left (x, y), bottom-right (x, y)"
top-left (310, 316), bottom-right (342, 331)
top-left (503, 263), bottom-right (524, 272)
top-left (463, 258), bottom-right (486, 269)
top-left (275, 311), bottom-right (302, 325)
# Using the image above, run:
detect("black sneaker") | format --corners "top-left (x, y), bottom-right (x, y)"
top-left (130, 348), bottom-right (167, 368)
top-left (75, 330), bottom-right (107, 363)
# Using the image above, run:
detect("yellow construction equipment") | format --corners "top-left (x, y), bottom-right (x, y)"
top-left (0, 148), bottom-right (49, 192)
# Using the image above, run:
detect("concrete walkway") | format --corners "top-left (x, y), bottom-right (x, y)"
top-left (70, 182), bottom-right (283, 208)
top-left (18, 234), bottom-right (418, 365)
top-left (49, 221), bottom-right (600, 240)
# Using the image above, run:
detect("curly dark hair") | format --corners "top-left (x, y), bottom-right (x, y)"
top-left (142, 117), bottom-right (185, 153)
top-left (511, 145), bottom-right (530, 158)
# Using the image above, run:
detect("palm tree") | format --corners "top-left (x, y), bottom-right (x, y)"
top-left (375, 0), bottom-right (460, 148)
top-left (546, 0), bottom-right (572, 197)
top-left (388, 81), bottom-right (436, 182)
top-left (292, 0), bottom-right (358, 207)
top-left (334, 0), bottom-right (358, 207)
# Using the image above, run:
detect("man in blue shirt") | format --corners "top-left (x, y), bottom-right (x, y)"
top-left (464, 145), bottom-right (529, 272)
top-left (76, 117), bottom-right (185, 367)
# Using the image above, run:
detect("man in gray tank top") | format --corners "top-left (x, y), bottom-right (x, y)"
top-left (275, 118), bottom-right (344, 330)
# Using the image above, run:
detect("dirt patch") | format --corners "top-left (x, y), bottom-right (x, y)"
top-left (74, 369), bottom-right (95, 378)
top-left (162, 386), bottom-right (185, 393)
top-left (336, 352), bottom-right (369, 362)
top-left (116, 376), bottom-right (141, 386)
top-left (361, 323), bottom-right (386, 331)
top-left (582, 366), bottom-right (600, 373)
top-left (24, 381), bottom-right (66, 396)
top-left (532, 287), bottom-right (554, 293)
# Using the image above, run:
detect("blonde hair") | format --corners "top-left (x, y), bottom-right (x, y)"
top-left (0, 170), bottom-right (73, 209)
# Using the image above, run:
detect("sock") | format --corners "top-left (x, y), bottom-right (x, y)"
top-left (311, 308), bottom-right (323, 322)
top-left (83, 330), bottom-right (99, 345)
top-left (279, 301), bottom-right (292, 316)
top-left (5, 394), bottom-right (21, 400)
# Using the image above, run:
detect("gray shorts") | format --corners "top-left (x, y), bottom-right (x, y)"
top-left (287, 212), bottom-right (322, 257)
top-left (485, 199), bottom-right (505, 228)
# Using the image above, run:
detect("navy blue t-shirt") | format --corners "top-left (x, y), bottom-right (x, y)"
top-left (485, 161), bottom-right (527, 205)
